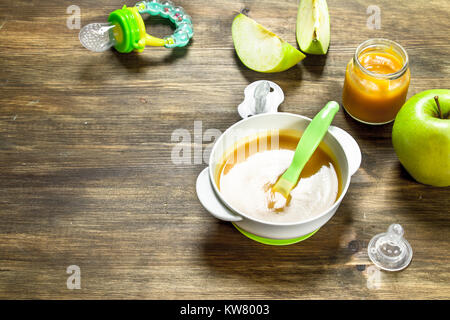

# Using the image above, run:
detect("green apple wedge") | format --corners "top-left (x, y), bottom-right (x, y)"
top-left (392, 89), bottom-right (450, 187)
top-left (232, 14), bottom-right (305, 73)
top-left (296, 0), bottom-right (330, 55)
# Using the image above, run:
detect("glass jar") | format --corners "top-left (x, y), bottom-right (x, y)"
top-left (342, 39), bottom-right (410, 125)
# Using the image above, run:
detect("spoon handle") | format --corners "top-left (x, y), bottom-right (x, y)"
top-left (273, 101), bottom-right (340, 198)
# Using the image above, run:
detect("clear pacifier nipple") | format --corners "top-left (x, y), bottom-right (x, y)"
top-left (79, 23), bottom-right (116, 52)
top-left (368, 224), bottom-right (413, 271)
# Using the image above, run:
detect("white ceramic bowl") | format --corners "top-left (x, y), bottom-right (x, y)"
top-left (196, 112), bottom-right (361, 240)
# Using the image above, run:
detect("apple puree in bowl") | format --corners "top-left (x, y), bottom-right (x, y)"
top-left (216, 131), bottom-right (342, 223)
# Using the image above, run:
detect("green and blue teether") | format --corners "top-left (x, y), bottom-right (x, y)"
top-left (79, 0), bottom-right (193, 53)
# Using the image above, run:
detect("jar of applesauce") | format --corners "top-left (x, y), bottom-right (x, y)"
top-left (342, 39), bottom-right (410, 125)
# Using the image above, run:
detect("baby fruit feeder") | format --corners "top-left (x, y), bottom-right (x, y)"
top-left (79, 0), bottom-right (193, 53)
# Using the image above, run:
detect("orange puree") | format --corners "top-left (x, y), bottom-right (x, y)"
top-left (343, 45), bottom-right (410, 124)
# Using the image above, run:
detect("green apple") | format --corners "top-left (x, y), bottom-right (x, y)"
top-left (392, 89), bottom-right (450, 187)
top-left (232, 14), bottom-right (305, 73)
top-left (296, 0), bottom-right (330, 55)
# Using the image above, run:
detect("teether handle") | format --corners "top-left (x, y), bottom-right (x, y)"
top-left (143, 34), bottom-right (165, 47)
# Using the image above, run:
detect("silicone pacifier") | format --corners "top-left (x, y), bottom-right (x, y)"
top-left (368, 224), bottom-right (413, 271)
top-left (238, 81), bottom-right (284, 118)
top-left (79, 0), bottom-right (193, 53)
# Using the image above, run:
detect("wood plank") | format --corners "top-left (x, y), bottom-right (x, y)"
top-left (0, 0), bottom-right (449, 299)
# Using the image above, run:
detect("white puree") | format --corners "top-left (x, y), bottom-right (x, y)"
top-left (220, 149), bottom-right (339, 223)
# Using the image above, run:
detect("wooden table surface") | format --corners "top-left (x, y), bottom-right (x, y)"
top-left (0, 0), bottom-right (449, 299)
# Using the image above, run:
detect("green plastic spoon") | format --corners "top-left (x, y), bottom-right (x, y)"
top-left (272, 101), bottom-right (340, 199)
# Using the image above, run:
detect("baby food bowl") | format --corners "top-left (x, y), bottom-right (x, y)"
top-left (196, 112), bottom-right (361, 245)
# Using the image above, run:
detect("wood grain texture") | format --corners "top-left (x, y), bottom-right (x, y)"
top-left (0, 0), bottom-right (449, 299)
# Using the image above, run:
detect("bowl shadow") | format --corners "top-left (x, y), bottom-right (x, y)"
top-left (200, 199), bottom-right (357, 292)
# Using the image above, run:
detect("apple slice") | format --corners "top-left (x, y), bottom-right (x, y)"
top-left (296, 0), bottom-right (330, 55)
top-left (232, 14), bottom-right (305, 73)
